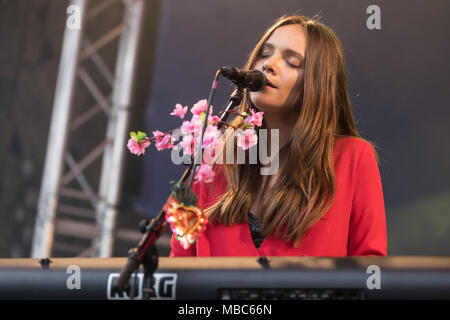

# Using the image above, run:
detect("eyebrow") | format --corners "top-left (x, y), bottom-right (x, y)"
top-left (262, 42), bottom-right (304, 60)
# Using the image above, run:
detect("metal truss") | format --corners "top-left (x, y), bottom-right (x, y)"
top-left (31, 0), bottom-right (145, 258)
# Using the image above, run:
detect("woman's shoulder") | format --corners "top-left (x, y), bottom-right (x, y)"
top-left (335, 136), bottom-right (374, 151)
top-left (334, 136), bottom-right (378, 162)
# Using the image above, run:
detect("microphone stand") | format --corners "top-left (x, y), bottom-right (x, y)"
top-left (113, 85), bottom-right (243, 299)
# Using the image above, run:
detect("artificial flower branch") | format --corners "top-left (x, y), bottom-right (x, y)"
top-left (127, 98), bottom-right (263, 249)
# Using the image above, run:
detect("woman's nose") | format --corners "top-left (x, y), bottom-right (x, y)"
top-left (262, 56), bottom-right (277, 74)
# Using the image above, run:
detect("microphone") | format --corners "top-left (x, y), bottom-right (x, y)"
top-left (220, 67), bottom-right (267, 91)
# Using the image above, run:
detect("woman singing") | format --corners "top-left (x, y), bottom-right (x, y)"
top-left (170, 14), bottom-right (387, 257)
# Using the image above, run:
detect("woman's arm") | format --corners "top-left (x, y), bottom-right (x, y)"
top-left (348, 142), bottom-right (388, 256)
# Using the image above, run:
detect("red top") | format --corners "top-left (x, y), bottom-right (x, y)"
top-left (170, 137), bottom-right (387, 257)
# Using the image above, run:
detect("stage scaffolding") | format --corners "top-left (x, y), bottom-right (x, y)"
top-left (31, 0), bottom-right (145, 258)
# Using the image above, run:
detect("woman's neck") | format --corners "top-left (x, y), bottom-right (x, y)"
top-left (262, 114), bottom-right (296, 155)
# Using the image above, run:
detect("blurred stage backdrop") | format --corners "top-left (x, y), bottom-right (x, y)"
top-left (0, 0), bottom-right (449, 257)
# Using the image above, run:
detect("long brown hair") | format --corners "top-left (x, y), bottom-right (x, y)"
top-left (205, 15), bottom-right (370, 246)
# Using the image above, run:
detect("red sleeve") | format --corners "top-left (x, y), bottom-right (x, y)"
top-left (348, 142), bottom-right (387, 256)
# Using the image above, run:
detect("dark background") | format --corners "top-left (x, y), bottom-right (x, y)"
top-left (0, 0), bottom-right (449, 257)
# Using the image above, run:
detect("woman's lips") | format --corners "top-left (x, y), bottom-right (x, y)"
top-left (266, 79), bottom-right (277, 89)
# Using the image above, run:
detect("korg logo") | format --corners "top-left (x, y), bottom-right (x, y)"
top-left (107, 273), bottom-right (177, 300)
top-left (150, 273), bottom-right (178, 300)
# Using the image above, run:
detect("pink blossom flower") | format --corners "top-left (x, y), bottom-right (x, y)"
top-left (152, 130), bottom-right (165, 139)
top-left (157, 135), bottom-right (174, 150)
top-left (170, 103), bottom-right (188, 119)
top-left (155, 134), bottom-right (173, 151)
top-left (208, 115), bottom-right (221, 125)
top-left (127, 138), bottom-right (151, 156)
top-left (181, 116), bottom-right (203, 136)
top-left (202, 125), bottom-right (220, 149)
top-left (180, 134), bottom-right (195, 155)
top-left (245, 109), bottom-right (264, 127)
top-left (181, 120), bottom-right (195, 135)
top-left (193, 116), bottom-right (205, 136)
top-left (191, 99), bottom-right (213, 116)
top-left (153, 130), bottom-right (173, 150)
top-left (237, 129), bottom-right (258, 150)
top-left (195, 163), bottom-right (215, 183)
top-left (202, 137), bottom-right (222, 165)
top-left (191, 99), bottom-right (208, 115)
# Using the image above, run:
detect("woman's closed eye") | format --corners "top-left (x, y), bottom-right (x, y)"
top-left (258, 50), bottom-right (272, 58)
top-left (286, 56), bottom-right (302, 68)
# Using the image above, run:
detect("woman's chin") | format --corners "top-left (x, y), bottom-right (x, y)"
top-left (250, 97), bottom-right (274, 111)
top-left (251, 101), bottom-right (281, 113)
